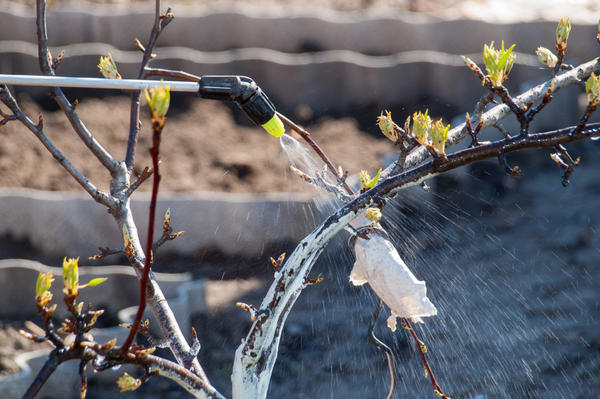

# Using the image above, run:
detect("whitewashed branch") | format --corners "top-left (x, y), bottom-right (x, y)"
top-left (383, 56), bottom-right (600, 178)
top-left (232, 57), bottom-right (600, 394)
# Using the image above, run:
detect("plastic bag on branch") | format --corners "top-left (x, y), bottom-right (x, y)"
top-left (350, 232), bottom-right (437, 331)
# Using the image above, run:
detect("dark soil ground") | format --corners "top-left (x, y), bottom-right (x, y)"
top-left (0, 94), bottom-right (391, 194)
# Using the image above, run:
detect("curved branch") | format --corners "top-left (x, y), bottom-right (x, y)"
top-left (232, 122), bottom-right (600, 397)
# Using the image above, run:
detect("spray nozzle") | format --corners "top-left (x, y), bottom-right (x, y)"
top-left (198, 75), bottom-right (285, 137)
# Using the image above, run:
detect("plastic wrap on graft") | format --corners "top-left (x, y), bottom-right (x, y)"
top-left (350, 234), bottom-right (437, 330)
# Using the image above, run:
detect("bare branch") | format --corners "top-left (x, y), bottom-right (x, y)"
top-left (125, 1), bottom-right (174, 170)
top-left (278, 112), bottom-right (355, 195)
top-left (0, 85), bottom-right (116, 209)
top-left (143, 67), bottom-right (201, 82)
top-left (35, 0), bottom-right (119, 174)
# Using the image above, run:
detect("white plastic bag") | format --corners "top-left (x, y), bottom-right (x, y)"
top-left (350, 233), bottom-right (437, 331)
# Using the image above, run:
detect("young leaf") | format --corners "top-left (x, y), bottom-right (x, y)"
top-left (82, 277), bottom-right (108, 288)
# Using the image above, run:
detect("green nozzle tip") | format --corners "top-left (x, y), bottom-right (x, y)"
top-left (261, 114), bottom-right (285, 137)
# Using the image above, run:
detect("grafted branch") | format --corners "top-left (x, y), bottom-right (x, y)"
top-left (233, 121), bottom-right (600, 397)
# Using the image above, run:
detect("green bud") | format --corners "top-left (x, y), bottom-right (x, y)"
top-left (358, 168), bottom-right (381, 191)
top-left (365, 208), bottom-right (382, 222)
top-left (483, 41), bottom-right (516, 87)
top-left (377, 110), bottom-right (398, 143)
top-left (62, 257), bottom-right (79, 296)
top-left (358, 170), bottom-right (371, 191)
top-left (556, 18), bottom-right (571, 50)
top-left (144, 81), bottom-right (171, 119)
top-left (117, 372), bottom-right (142, 392)
top-left (97, 53), bottom-right (121, 79)
top-left (535, 47), bottom-right (558, 68)
top-left (412, 109), bottom-right (432, 145)
top-left (585, 72), bottom-right (600, 106)
top-left (35, 271), bottom-right (54, 299)
top-left (430, 119), bottom-right (450, 156)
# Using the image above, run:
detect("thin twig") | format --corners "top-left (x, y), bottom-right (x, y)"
top-left (368, 300), bottom-right (396, 399)
top-left (553, 144), bottom-right (579, 186)
top-left (35, 0), bottom-right (119, 173)
top-left (125, 1), bottom-right (174, 170)
top-left (278, 112), bottom-right (355, 196)
top-left (88, 247), bottom-right (124, 261)
top-left (401, 318), bottom-right (450, 398)
top-left (126, 166), bottom-right (153, 197)
top-left (143, 67), bottom-right (201, 82)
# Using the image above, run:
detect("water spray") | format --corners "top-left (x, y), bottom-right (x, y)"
top-left (0, 74), bottom-right (285, 137)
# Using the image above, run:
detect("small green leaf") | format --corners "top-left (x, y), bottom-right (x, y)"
top-left (412, 109), bottom-right (432, 145)
top-left (585, 72), bottom-right (600, 106)
top-left (377, 110), bottom-right (398, 142)
top-left (117, 372), bottom-right (141, 392)
top-left (62, 257), bottom-right (80, 295)
top-left (366, 168), bottom-right (382, 189)
top-left (85, 277), bottom-right (108, 287)
top-left (482, 41), bottom-right (516, 87)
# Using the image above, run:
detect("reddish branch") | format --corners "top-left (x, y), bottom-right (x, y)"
top-left (121, 116), bottom-right (163, 354)
top-left (278, 112), bottom-right (355, 195)
top-left (402, 318), bottom-right (450, 398)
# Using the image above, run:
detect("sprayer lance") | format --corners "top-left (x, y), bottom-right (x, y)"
top-left (0, 74), bottom-right (285, 137)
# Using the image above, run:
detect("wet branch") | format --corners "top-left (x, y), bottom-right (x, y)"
top-left (278, 112), bottom-right (355, 195)
top-left (381, 57), bottom-right (600, 179)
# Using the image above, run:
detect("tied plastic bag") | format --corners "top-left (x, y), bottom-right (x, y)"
top-left (350, 233), bottom-right (437, 331)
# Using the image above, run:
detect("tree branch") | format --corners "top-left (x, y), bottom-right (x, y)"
top-left (143, 67), bottom-right (200, 82)
top-left (232, 121), bottom-right (600, 397)
top-left (381, 57), bottom-right (600, 179)
top-left (35, 0), bottom-right (119, 174)
top-left (125, 1), bottom-right (174, 170)
top-left (0, 85), bottom-right (116, 209)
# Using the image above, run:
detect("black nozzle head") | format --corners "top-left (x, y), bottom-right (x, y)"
top-left (198, 75), bottom-right (276, 125)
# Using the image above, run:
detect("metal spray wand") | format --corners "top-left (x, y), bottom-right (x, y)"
top-left (0, 74), bottom-right (286, 137)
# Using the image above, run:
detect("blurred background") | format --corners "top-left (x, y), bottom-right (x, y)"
top-left (0, 1), bottom-right (599, 398)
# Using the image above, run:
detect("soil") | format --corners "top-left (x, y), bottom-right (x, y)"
top-left (0, 94), bottom-right (391, 194)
